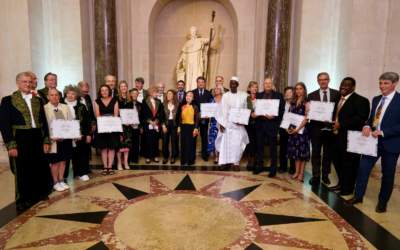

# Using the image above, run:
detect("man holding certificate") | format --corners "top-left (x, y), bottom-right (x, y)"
top-left (253, 78), bottom-right (285, 177)
top-left (329, 77), bottom-right (370, 195)
top-left (193, 76), bottom-right (213, 161)
top-left (215, 77), bottom-right (249, 168)
top-left (307, 72), bottom-right (340, 185)
top-left (348, 72), bottom-right (400, 213)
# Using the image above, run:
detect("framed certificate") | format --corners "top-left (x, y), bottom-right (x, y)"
top-left (308, 101), bottom-right (335, 122)
top-left (347, 131), bottom-right (378, 157)
top-left (200, 103), bottom-right (219, 118)
top-left (228, 108), bottom-right (251, 125)
top-left (280, 112), bottom-right (305, 134)
top-left (51, 119), bottom-right (81, 139)
top-left (254, 99), bottom-right (280, 116)
top-left (97, 116), bottom-right (123, 133)
top-left (120, 108), bottom-right (140, 125)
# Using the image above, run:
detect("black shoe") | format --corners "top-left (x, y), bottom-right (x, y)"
top-left (329, 184), bottom-right (341, 191)
top-left (252, 166), bottom-right (263, 175)
top-left (322, 176), bottom-right (331, 185)
top-left (340, 191), bottom-right (353, 196)
top-left (375, 202), bottom-right (387, 213)
top-left (268, 172), bottom-right (276, 178)
top-left (308, 177), bottom-right (320, 186)
top-left (278, 168), bottom-right (287, 173)
top-left (162, 159), bottom-right (168, 164)
top-left (346, 197), bottom-right (363, 205)
top-left (202, 156), bottom-right (209, 162)
top-left (39, 195), bottom-right (50, 201)
top-left (170, 158), bottom-right (175, 164)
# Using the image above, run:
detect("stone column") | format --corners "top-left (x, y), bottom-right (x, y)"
top-left (265, 0), bottom-right (292, 92)
top-left (94, 0), bottom-right (118, 89)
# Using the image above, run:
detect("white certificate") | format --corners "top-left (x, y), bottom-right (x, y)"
top-left (97, 116), bottom-right (123, 133)
top-left (254, 99), bottom-right (280, 116)
top-left (51, 119), bottom-right (81, 139)
top-left (280, 112), bottom-right (305, 134)
top-left (120, 108), bottom-right (140, 125)
top-left (200, 103), bottom-right (219, 118)
top-left (347, 131), bottom-right (378, 157)
top-left (308, 101), bottom-right (335, 122)
top-left (228, 108), bottom-right (251, 125)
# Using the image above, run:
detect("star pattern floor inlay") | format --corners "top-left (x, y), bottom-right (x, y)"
top-left (0, 171), bottom-right (376, 249)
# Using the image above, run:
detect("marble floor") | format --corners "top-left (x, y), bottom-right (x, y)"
top-left (0, 150), bottom-right (399, 249)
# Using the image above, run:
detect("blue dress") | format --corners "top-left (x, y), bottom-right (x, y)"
top-left (287, 102), bottom-right (310, 161)
top-left (207, 99), bottom-right (219, 154)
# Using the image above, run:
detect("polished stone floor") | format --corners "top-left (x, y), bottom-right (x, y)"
top-left (0, 149), bottom-right (399, 249)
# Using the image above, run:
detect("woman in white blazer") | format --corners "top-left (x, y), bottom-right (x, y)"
top-left (44, 88), bottom-right (73, 192)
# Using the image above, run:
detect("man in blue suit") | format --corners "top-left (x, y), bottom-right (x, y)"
top-left (348, 72), bottom-right (400, 213)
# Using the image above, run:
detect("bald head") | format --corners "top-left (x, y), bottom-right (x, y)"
top-left (104, 75), bottom-right (117, 90)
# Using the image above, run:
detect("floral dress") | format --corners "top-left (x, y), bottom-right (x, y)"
top-left (207, 98), bottom-right (219, 154)
top-left (287, 102), bottom-right (310, 161)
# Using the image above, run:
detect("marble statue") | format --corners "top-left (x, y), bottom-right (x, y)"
top-left (176, 26), bottom-right (209, 91)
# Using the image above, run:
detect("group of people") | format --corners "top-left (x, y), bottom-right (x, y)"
top-left (0, 70), bottom-right (399, 213)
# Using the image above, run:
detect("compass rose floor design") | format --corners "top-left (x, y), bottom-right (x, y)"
top-left (1, 170), bottom-right (394, 250)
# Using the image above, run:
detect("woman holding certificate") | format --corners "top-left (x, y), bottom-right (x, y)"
top-left (141, 86), bottom-right (165, 164)
top-left (287, 82), bottom-right (310, 182)
top-left (44, 88), bottom-right (74, 192)
top-left (95, 84), bottom-right (120, 175)
top-left (162, 90), bottom-right (179, 164)
top-left (207, 86), bottom-right (223, 164)
top-left (245, 81), bottom-right (258, 170)
top-left (176, 91), bottom-right (200, 166)
top-left (64, 85), bottom-right (91, 182)
top-left (117, 81), bottom-right (133, 170)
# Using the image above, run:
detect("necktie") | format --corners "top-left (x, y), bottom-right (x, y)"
top-left (200, 89), bottom-right (203, 97)
top-left (373, 96), bottom-right (386, 129)
top-left (179, 92), bottom-right (183, 102)
top-left (335, 97), bottom-right (346, 121)
top-left (323, 90), bottom-right (328, 102)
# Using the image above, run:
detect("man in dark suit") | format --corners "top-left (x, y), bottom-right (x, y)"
top-left (348, 72), bottom-right (400, 213)
top-left (38, 72), bottom-right (63, 103)
top-left (133, 77), bottom-right (148, 103)
top-left (253, 77), bottom-right (285, 177)
top-left (105, 75), bottom-right (118, 98)
top-left (0, 72), bottom-right (52, 211)
top-left (307, 72), bottom-right (340, 185)
top-left (330, 77), bottom-right (370, 195)
top-left (176, 80), bottom-right (186, 104)
top-left (193, 76), bottom-right (213, 161)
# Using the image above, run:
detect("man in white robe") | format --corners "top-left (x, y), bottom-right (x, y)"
top-left (215, 76), bottom-right (249, 167)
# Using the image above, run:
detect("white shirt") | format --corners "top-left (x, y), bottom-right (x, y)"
top-left (138, 89), bottom-right (144, 103)
top-left (319, 88), bottom-right (331, 102)
top-left (376, 90), bottom-right (396, 130)
top-left (168, 103), bottom-right (174, 120)
top-left (284, 101), bottom-right (290, 113)
top-left (22, 93), bottom-right (36, 128)
top-left (65, 100), bottom-right (77, 120)
top-left (80, 97), bottom-right (87, 107)
top-left (158, 93), bottom-right (164, 103)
